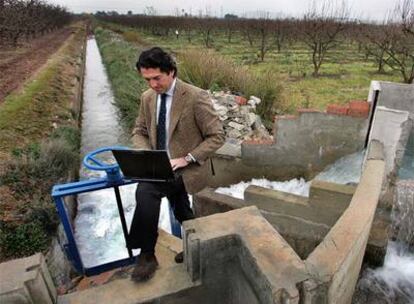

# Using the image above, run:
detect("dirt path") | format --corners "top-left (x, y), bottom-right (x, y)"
top-left (0, 27), bottom-right (73, 103)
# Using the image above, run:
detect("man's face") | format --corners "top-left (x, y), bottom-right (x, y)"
top-left (139, 67), bottom-right (174, 94)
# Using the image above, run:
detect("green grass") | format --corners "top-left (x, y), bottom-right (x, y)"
top-left (0, 64), bottom-right (62, 150)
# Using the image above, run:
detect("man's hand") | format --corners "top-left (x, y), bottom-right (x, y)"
top-left (170, 157), bottom-right (189, 171)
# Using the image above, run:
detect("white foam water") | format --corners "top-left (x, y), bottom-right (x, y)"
top-left (215, 150), bottom-right (365, 199)
top-left (215, 177), bottom-right (311, 198)
top-left (75, 181), bottom-right (172, 267)
top-left (355, 181), bottom-right (414, 304)
top-left (358, 242), bottom-right (414, 304)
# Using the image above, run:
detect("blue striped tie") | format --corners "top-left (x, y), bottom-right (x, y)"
top-left (157, 93), bottom-right (167, 150)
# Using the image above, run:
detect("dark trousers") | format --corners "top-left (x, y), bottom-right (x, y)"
top-left (128, 176), bottom-right (194, 253)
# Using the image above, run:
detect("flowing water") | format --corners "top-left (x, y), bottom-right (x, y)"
top-left (215, 150), bottom-right (365, 199)
top-left (354, 130), bottom-right (414, 304)
top-left (354, 180), bottom-right (414, 304)
top-left (399, 131), bottom-right (414, 180)
top-left (75, 37), bottom-right (171, 268)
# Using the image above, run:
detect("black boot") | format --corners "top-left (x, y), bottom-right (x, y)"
top-left (131, 252), bottom-right (159, 282)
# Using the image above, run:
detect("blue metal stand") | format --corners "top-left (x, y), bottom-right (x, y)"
top-left (52, 146), bottom-right (182, 276)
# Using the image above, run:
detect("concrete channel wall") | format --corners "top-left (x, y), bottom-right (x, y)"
top-left (369, 81), bottom-right (414, 116)
top-left (179, 140), bottom-right (385, 304)
top-left (366, 81), bottom-right (413, 186)
top-left (368, 107), bottom-right (411, 178)
top-left (194, 181), bottom-right (356, 259)
top-left (241, 108), bottom-right (369, 179)
top-left (183, 207), bottom-right (310, 303)
top-left (191, 141), bottom-right (385, 304)
top-left (303, 141), bottom-right (385, 304)
top-left (208, 107), bottom-right (370, 188)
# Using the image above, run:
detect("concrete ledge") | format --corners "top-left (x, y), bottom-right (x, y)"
top-left (262, 211), bottom-right (329, 259)
top-left (304, 155), bottom-right (385, 304)
top-left (0, 253), bottom-right (57, 304)
top-left (194, 187), bottom-right (329, 258)
top-left (309, 180), bottom-right (355, 219)
top-left (184, 206), bottom-right (309, 303)
top-left (366, 140), bottom-right (385, 161)
top-left (59, 264), bottom-right (198, 304)
top-left (245, 184), bottom-right (351, 227)
top-left (193, 187), bottom-right (246, 216)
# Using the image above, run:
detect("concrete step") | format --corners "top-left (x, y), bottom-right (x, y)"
top-left (59, 229), bottom-right (188, 303)
top-left (0, 253), bottom-right (57, 304)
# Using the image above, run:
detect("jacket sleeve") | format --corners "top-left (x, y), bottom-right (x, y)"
top-left (190, 90), bottom-right (225, 164)
top-left (131, 95), bottom-right (151, 150)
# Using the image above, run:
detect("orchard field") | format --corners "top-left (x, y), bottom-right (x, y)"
top-left (96, 2), bottom-right (413, 117)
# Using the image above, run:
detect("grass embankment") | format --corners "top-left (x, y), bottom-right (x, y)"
top-left (96, 23), bottom-right (283, 124)
top-left (0, 23), bottom-right (86, 260)
top-left (128, 28), bottom-right (401, 112)
top-left (94, 27), bottom-right (148, 130)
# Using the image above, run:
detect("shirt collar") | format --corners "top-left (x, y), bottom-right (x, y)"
top-left (164, 77), bottom-right (177, 97)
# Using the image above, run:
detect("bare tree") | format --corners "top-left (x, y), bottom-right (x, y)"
top-left (272, 19), bottom-right (290, 52)
top-left (401, 0), bottom-right (414, 35)
top-left (241, 18), bottom-right (256, 47)
top-left (254, 13), bottom-right (273, 61)
top-left (197, 17), bottom-right (216, 48)
top-left (144, 6), bottom-right (157, 16)
top-left (382, 0), bottom-right (414, 83)
top-left (301, 0), bottom-right (349, 76)
top-left (181, 17), bottom-right (195, 43)
top-left (0, 0), bottom-right (71, 47)
top-left (357, 23), bottom-right (390, 73)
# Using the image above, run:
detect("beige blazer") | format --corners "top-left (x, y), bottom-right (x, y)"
top-left (131, 79), bottom-right (225, 194)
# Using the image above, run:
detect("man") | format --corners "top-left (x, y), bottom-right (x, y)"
top-left (128, 47), bottom-right (225, 282)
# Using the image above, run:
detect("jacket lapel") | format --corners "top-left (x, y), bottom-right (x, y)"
top-left (148, 92), bottom-right (157, 149)
top-left (168, 79), bottom-right (187, 142)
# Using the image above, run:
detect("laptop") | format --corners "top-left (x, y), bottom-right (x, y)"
top-left (112, 149), bottom-right (175, 182)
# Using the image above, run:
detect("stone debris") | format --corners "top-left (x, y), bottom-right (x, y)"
top-left (210, 91), bottom-right (273, 144)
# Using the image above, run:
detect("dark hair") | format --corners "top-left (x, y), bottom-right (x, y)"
top-left (136, 47), bottom-right (177, 77)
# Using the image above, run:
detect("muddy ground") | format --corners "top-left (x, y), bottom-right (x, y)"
top-left (0, 27), bottom-right (73, 103)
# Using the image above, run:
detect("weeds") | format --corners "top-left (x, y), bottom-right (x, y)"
top-left (0, 221), bottom-right (49, 259)
top-left (0, 127), bottom-right (79, 259)
top-left (178, 49), bottom-right (283, 122)
top-left (122, 31), bottom-right (149, 46)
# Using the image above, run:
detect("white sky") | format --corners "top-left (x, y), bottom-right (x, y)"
top-left (46, 0), bottom-right (400, 21)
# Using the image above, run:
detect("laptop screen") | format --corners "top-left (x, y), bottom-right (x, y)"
top-left (112, 149), bottom-right (174, 182)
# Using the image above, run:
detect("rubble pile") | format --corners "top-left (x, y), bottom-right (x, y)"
top-left (210, 91), bottom-right (273, 144)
